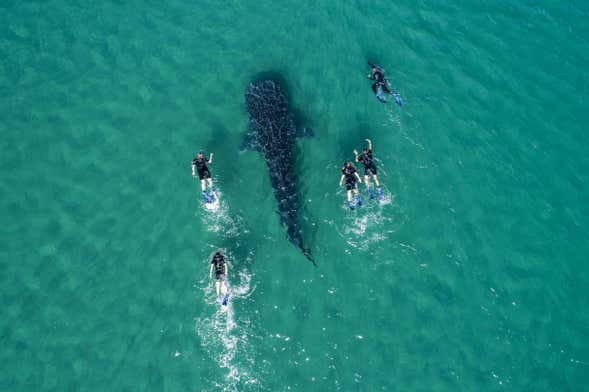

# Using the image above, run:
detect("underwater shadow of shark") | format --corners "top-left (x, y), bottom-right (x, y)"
top-left (242, 79), bottom-right (315, 266)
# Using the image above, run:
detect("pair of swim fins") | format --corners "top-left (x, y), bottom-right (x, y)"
top-left (368, 187), bottom-right (383, 201)
top-left (349, 195), bottom-right (362, 210)
top-left (376, 85), bottom-right (403, 106)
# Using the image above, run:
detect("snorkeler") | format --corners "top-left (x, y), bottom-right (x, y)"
top-left (339, 161), bottom-right (363, 209)
top-left (192, 152), bottom-right (215, 202)
top-left (367, 62), bottom-right (392, 95)
top-left (367, 62), bottom-right (403, 105)
top-left (209, 251), bottom-right (228, 299)
top-left (354, 138), bottom-right (382, 199)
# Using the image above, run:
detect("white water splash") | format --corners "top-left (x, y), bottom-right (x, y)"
top-left (196, 188), bottom-right (246, 239)
top-left (334, 185), bottom-right (405, 252)
top-left (196, 263), bottom-right (260, 391)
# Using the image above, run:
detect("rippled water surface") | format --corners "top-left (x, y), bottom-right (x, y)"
top-left (2, 1), bottom-right (589, 390)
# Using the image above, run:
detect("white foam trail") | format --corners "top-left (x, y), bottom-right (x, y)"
top-left (196, 188), bottom-right (246, 239)
top-left (194, 184), bottom-right (261, 389)
top-left (196, 257), bottom-right (260, 390)
top-left (333, 185), bottom-right (405, 252)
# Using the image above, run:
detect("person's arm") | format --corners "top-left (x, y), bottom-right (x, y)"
top-left (339, 174), bottom-right (345, 186)
top-left (192, 162), bottom-right (196, 177)
top-left (209, 263), bottom-right (213, 278)
top-left (224, 262), bottom-right (228, 277)
top-left (208, 153), bottom-right (213, 164)
top-left (355, 172), bottom-right (362, 182)
top-left (366, 139), bottom-right (372, 151)
top-left (353, 149), bottom-right (360, 162)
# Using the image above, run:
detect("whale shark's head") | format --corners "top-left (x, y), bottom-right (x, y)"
top-left (246, 81), bottom-right (288, 125)
top-left (243, 80), bottom-right (295, 154)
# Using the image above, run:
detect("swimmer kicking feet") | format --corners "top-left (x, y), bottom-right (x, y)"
top-left (354, 138), bottom-right (382, 200)
top-left (192, 151), bottom-right (215, 202)
top-left (339, 161), bottom-right (363, 209)
top-left (209, 251), bottom-right (228, 300)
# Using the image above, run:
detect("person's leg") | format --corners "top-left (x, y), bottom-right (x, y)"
top-left (347, 189), bottom-right (352, 202)
top-left (364, 175), bottom-right (370, 188)
top-left (215, 280), bottom-right (220, 297)
top-left (373, 174), bottom-right (380, 188)
top-left (221, 281), bottom-right (228, 296)
top-left (365, 173), bottom-right (376, 198)
top-left (354, 187), bottom-right (362, 206)
top-left (207, 178), bottom-right (213, 190)
top-left (200, 179), bottom-right (206, 192)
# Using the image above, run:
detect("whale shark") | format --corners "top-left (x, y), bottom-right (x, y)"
top-left (243, 79), bottom-right (314, 265)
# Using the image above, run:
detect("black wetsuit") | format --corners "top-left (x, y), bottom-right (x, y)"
top-left (211, 253), bottom-right (226, 281)
top-left (342, 165), bottom-right (358, 191)
top-left (358, 150), bottom-right (377, 176)
top-left (193, 156), bottom-right (211, 180)
top-left (369, 68), bottom-right (392, 94)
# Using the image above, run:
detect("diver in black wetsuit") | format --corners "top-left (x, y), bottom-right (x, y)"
top-left (192, 151), bottom-right (215, 201)
top-left (209, 251), bottom-right (228, 299)
top-left (339, 161), bottom-right (363, 209)
top-left (367, 62), bottom-right (392, 95)
top-left (354, 138), bottom-right (382, 199)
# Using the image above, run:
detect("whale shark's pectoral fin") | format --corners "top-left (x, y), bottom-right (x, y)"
top-left (304, 249), bottom-right (317, 267)
top-left (296, 127), bottom-right (314, 138)
top-left (240, 131), bottom-right (261, 152)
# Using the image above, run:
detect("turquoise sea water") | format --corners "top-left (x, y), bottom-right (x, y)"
top-left (2, 1), bottom-right (589, 390)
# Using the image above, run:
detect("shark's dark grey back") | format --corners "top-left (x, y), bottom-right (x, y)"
top-left (245, 80), bottom-right (298, 152)
top-left (244, 80), bottom-right (314, 265)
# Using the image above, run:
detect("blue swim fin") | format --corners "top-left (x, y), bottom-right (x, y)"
top-left (368, 187), bottom-right (375, 199)
top-left (376, 86), bottom-right (387, 103)
top-left (348, 200), bottom-right (355, 210)
top-left (355, 195), bottom-right (362, 207)
top-left (394, 93), bottom-right (403, 106)
top-left (221, 293), bottom-right (229, 306)
top-left (207, 190), bottom-right (216, 201)
top-left (202, 191), bottom-right (212, 203)
top-left (377, 187), bottom-right (383, 200)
